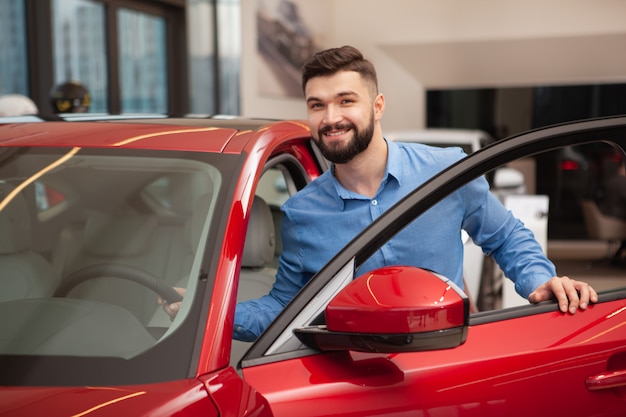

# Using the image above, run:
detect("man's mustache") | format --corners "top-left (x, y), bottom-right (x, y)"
top-left (319, 123), bottom-right (353, 136)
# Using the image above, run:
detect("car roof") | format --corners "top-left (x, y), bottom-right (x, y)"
top-left (0, 115), bottom-right (311, 153)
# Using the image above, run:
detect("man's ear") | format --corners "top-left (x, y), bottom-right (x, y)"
top-left (373, 93), bottom-right (385, 120)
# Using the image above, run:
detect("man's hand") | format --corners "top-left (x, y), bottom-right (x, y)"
top-left (158, 287), bottom-right (186, 319)
top-left (528, 276), bottom-right (598, 314)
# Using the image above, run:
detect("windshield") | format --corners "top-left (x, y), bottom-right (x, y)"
top-left (0, 146), bottom-right (238, 386)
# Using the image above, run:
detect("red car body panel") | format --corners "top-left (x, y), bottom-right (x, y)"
top-left (244, 300), bottom-right (626, 416)
top-left (201, 367), bottom-right (274, 417)
top-left (0, 381), bottom-right (216, 417)
top-left (0, 372), bottom-right (275, 417)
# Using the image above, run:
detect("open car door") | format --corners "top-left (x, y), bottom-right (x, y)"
top-left (240, 117), bottom-right (626, 417)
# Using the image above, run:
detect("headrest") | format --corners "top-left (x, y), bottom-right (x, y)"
top-left (0, 184), bottom-right (31, 255)
top-left (242, 196), bottom-right (275, 268)
top-left (84, 212), bottom-right (158, 257)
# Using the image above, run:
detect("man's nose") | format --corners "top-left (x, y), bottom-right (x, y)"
top-left (322, 105), bottom-right (342, 125)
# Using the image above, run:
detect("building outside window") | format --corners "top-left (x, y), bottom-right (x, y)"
top-left (0, 0), bottom-right (29, 96)
top-left (117, 8), bottom-right (167, 113)
top-left (52, 0), bottom-right (107, 112)
top-left (187, 0), bottom-right (241, 115)
top-left (0, 0), bottom-right (239, 116)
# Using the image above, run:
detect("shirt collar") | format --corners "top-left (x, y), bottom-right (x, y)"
top-left (329, 138), bottom-right (403, 206)
top-left (385, 138), bottom-right (403, 186)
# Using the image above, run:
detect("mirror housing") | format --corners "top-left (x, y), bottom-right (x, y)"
top-left (294, 266), bottom-right (469, 353)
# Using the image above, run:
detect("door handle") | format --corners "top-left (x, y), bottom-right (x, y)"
top-left (586, 369), bottom-right (626, 391)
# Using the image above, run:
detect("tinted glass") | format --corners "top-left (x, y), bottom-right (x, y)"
top-left (52, 0), bottom-right (107, 113)
top-left (0, 0), bottom-right (29, 96)
top-left (118, 8), bottom-right (168, 113)
top-left (0, 147), bottom-right (239, 386)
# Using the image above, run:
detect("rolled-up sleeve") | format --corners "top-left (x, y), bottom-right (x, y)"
top-left (463, 180), bottom-right (556, 298)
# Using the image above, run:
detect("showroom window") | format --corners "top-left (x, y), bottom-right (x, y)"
top-left (0, 0), bottom-right (29, 96)
top-left (187, 0), bottom-right (241, 115)
top-left (117, 8), bottom-right (167, 113)
top-left (216, 0), bottom-right (241, 115)
top-left (0, 0), bottom-right (239, 116)
top-left (51, 0), bottom-right (177, 114)
top-left (52, 0), bottom-right (107, 112)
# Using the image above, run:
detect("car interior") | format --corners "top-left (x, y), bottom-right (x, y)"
top-left (231, 164), bottom-right (301, 367)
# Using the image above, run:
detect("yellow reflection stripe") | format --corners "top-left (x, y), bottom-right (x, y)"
top-left (70, 391), bottom-right (146, 417)
top-left (579, 319), bottom-right (626, 344)
top-left (0, 147), bottom-right (81, 212)
top-left (113, 127), bottom-right (218, 146)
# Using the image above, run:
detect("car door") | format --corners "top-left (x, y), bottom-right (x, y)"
top-left (239, 116), bottom-right (626, 416)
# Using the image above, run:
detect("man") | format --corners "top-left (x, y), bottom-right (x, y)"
top-left (166, 46), bottom-right (598, 341)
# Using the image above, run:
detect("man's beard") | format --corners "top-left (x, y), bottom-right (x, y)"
top-left (316, 113), bottom-right (375, 164)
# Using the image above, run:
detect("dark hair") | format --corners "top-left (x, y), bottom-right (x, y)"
top-left (301, 45), bottom-right (378, 95)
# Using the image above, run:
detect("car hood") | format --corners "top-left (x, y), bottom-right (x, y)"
top-left (0, 381), bottom-right (216, 417)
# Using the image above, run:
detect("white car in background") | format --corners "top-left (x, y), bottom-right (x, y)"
top-left (387, 128), bottom-right (491, 154)
top-left (387, 128), bottom-right (530, 311)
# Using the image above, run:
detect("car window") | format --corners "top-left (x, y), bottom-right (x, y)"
top-left (0, 147), bottom-right (238, 385)
top-left (257, 166), bottom-right (290, 207)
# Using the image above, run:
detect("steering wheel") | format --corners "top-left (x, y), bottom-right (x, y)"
top-left (54, 264), bottom-right (183, 304)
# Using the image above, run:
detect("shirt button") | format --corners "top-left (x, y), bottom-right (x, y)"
top-left (372, 200), bottom-right (378, 206)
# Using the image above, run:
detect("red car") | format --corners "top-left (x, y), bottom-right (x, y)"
top-left (0, 115), bottom-right (625, 416)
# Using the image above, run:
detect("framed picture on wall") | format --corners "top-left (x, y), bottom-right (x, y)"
top-left (256, 0), bottom-right (325, 98)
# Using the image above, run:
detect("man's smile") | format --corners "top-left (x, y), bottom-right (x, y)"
top-left (320, 124), bottom-right (353, 141)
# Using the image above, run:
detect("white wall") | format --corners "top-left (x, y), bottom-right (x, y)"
top-left (242, 0), bottom-right (626, 130)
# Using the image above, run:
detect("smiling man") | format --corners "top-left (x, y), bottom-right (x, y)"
top-left (230, 45), bottom-right (598, 341)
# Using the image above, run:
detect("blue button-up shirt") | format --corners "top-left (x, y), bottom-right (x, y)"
top-left (234, 140), bottom-right (555, 341)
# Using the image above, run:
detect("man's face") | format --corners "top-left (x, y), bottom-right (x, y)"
top-left (304, 71), bottom-right (377, 164)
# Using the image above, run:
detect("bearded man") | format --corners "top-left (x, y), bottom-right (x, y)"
top-left (231, 45), bottom-right (597, 341)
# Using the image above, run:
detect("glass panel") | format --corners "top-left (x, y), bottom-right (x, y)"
top-left (427, 84), bottom-right (626, 239)
top-left (52, 0), bottom-right (107, 113)
top-left (118, 8), bottom-right (167, 113)
top-left (187, 0), bottom-right (216, 115)
top-left (0, 147), bottom-right (238, 386)
top-left (186, 0), bottom-right (240, 115)
top-left (217, 0), bottom-right (241, 114)
top-left (0, 0), bottom-right (29, 96)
